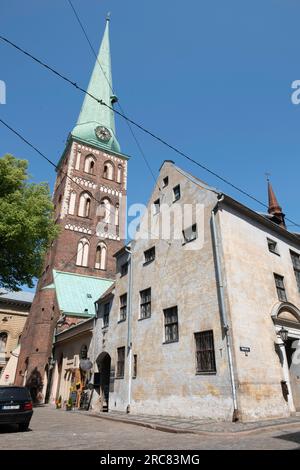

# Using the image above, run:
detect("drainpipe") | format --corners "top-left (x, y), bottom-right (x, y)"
top-left (211, 195), bottom-right (239, 422)
top-left (125, 246), bottom-right (133, 413)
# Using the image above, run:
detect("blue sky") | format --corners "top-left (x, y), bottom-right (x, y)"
top-left (1, 1), bottom-right (300, 289)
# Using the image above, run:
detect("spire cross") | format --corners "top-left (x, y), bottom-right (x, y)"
top-left (106, 12), bottom-right (111, 22)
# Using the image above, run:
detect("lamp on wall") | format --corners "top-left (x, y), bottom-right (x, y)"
top-left (279, 326), bottom-right (289, 343)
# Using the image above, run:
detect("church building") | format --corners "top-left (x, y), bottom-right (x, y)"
top-left (15, 18), bottom-right (129, 402)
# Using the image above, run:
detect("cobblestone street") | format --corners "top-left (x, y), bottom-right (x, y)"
top-left (1, 407), bottom-right (300, 450)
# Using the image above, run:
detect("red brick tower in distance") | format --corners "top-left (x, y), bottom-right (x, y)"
top-left (15, 18), bottom-right (129, 402)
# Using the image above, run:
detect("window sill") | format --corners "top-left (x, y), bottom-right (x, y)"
top-left (172, 198), bottom-right (181, 204)
top-left (102, 326), bottom-right (109, 331)
top-left (115, 376), bottom-right (124, 380)
top-left (163, 340), bottom-right (179, 345)
top-left (143, 260), bottom-right (155, 267)
top-left (182, 238), bottom-right (197, 246)
top-left (118, 319), bottom-right (126, 324)
top-left (138, 316), bottom-right (151, 321)
top-left (195, 371), bottom-right (217, 376)
top-left (269, 250), bottom-right (281, 257)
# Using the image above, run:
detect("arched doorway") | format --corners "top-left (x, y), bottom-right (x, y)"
top-left (272, 302), bottom-right (300, 411)
top-left (96, 352), bottom-right (111, 412)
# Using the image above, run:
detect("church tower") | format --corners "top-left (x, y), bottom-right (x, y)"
top-left (15, 18), bottom-right (128, 400)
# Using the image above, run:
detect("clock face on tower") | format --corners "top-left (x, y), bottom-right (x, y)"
top-left (95, 126), bottom-right (112, 142)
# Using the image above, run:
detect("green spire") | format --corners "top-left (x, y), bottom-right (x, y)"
top-left (71, 16), bottom-right (120, 153)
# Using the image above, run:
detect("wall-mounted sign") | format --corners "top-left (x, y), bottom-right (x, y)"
top-left (240, 346), bottom-right (250, 354)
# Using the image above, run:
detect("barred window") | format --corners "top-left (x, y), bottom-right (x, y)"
top-left (182, 224), bottom-right (197, 244)
top-left (274, 273), bottom-right (287, 302)
top-left (103, 302), bottom-right (110, 328)
top-left (144, 247), bottom-right (155, 264)
top-left (140, 288), bottom-right (151, 319)
top-left (195, 330), bottom-right (216, 374)
top-left (116, 347), bottom-right (125, 379)
top-left (291, 251), bottom-right (300, 293)
top-left (119, 294), bottom-right (127, 322)
top-left (164, 306), bottom-right (179, 343)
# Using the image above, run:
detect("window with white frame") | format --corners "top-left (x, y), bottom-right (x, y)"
top-left (68, 191), bottom-right (76, 215)
top-left (103, 161), bottom-right (114, 180)
top-left (78, 192), bottom-right (91, 218)
top-left (76, 238), bottom-right (89, 266)
top-left (84, 154), bottom-right (95, 174)
top-left (95, 242), bottom-right (107, 270)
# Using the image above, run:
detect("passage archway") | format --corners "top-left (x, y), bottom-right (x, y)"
top-left (272, 302), bottom-right (300, 411)
top-left (96, 352), bottom-right (111, 412)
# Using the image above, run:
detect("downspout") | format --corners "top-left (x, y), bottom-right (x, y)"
top-left (211, 195), bottom-right (239, 422)
top-left (125, 247), bottom-right (133, 413)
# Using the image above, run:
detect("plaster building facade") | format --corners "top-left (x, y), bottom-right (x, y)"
top-left (0, 290), bottom-right (34, 384)
top-left (91, 161), bottom-right (300, 422)
top-left (15, 18), bottom-right (128, 402)
top-left (49, 318), bottom-right (94, 408)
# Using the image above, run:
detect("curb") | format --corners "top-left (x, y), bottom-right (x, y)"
top-left (72, 410), bottom-right (300, 437)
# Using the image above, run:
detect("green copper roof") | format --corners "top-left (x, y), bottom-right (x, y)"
top-left (71, 18), bottom-right (120, 153)
top-left (53, 270), bottom-right (114, 317)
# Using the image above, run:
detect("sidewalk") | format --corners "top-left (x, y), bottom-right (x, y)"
top-left (74, 409), bottom-right (300, 436)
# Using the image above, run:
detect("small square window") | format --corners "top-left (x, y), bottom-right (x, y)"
top-left (267, 238), bottom-right (279, 255)
top-left (182, 224), bottom-right (197, 244)
top-left (153, 198), bottom-right (160, 215)
top-left (144, 247), bottom-right (155, 264)
top-left (173, 185), bottom-right (181, 202)
top-left (162, 176), bottom-right (169, 188)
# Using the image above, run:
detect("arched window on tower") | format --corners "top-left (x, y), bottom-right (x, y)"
top-left (99, 198), bottom-right (111, 224)
top-left (68, 191), bottom-right (76, 215)
top-left (95, 242), bottom-right (107, 270)
top-left (103, 161), bottom-right (114, 180)
top-left (115, 203), bottom-right (119, 226)
top-left (0, 332), bottom-right (8, 354)
top-left (76, 238), bottom-right (89, 267)
top-left (78, 192), bottom-right (91, 218)
top-left (84, 154), bottom-right (96, 174)
top-left (117, 164), bottom-right (122, 183)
